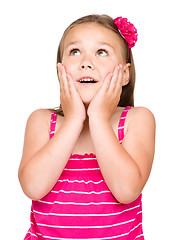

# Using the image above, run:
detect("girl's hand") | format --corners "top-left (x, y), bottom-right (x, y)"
top-left (87, 64), bottom-right (123, 121)
top-left (57, 63), bottom-right (86, 122)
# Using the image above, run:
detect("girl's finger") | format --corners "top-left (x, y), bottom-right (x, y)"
top-left (67, 73), bottom-right (78, 96)
top-left (58, 63), bottom-right (70, 96)
top-left (100, 72), bottom-right (113, 92)
top-left (114, 64), bottom-right (123, 93)
top-left (108, 64), bottom-right (121, 93)
top-left (57, 63), bottom-right (63, 85)
top-left (57, 63), bottom-right (64, 91)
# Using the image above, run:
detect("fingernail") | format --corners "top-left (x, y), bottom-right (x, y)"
top-left (57, 62), bottom-right (61, 68)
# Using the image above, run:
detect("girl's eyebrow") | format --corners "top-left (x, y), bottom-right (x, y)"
top-left (65, 41), bottom-right (114, 50)
top-left (96, 42), bottom-right (115, 52)
top-left (65, 41), bottom-right (80, 49)
top-left (96, 42), bottom-right (114, 49)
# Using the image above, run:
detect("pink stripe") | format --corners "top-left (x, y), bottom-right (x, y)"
top-left (49, 111), bottom-right (57, 139)
top-left (118, 106), bottom-right (132, 143)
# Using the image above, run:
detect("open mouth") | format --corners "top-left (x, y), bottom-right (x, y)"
top-left (78, 78), bottom-right (97, 83)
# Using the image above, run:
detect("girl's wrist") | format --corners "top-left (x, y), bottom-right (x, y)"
top-left (89, 115), bottom-right (110, 126)
top-left (63, 117), bottom-right (84, 129)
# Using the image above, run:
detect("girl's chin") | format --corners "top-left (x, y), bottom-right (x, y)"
top-left (79, 93), bottom-right (97, 105)
top-left (81, 98), bottom-right (93, 106)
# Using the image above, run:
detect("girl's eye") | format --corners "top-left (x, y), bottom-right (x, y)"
top-left (96, 49), bottom-right (108, 56)
top-left (70, 49), bottom-right (80, 56)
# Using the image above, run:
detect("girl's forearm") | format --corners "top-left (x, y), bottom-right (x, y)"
top-left (89, 118), bottom-right (141, 204)
top-left (19, 119), bottom-right (83, 200)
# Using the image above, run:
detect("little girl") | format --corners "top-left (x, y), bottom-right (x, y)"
top-left (19, 14), bottom-right (155, 240)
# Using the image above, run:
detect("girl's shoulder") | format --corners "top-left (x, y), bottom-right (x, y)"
top-left (126, 106), bottom-right (155, 123)
top-left (26, 108), bottom-right (64, 135)
top-left (116, 106), bottom-right (155, 120)
top-left (27, 108), bottom-right (52, 127)
top-left (124, 106), bottom-right (156, 137)
top-left (27, 108), bottom-right (64, 122)
top-left (25, 109), bottom-right (54, 139)
top-left (115, 106), bottom-right (155, 134)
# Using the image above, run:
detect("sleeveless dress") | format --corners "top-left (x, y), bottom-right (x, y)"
top-left (24, 106), bottom-right (144, 240)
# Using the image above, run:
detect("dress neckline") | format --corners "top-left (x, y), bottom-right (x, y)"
top-left (70, 153), bottom-right (96, 158)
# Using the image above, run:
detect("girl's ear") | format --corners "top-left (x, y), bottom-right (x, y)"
top-left (122, 63), bottom-right (131, 86)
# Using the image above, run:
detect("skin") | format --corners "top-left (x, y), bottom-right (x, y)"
top-left (18, 23), bottom-right (156, 204)
top-left (59, 23), bottom-right (130, 124)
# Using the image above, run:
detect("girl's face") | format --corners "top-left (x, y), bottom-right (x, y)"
top-left (62, 23), bottom-right (128, 105)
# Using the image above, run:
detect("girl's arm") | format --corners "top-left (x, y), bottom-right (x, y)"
top-left (18, 109), bottom-right (84, 200)
top-left (89, 107), bottom-right (155, 204)
top-left (88, 64), bottom-right (156, 204)
top-left (18, 64), bottom-right (85, 200)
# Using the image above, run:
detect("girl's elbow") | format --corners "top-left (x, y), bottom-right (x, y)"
top-left (20, 183), bottom-right (44, 201)
top-left (113, 186), bottom-right (141, 204)
top-left (18, 169), bottom-right (44, 201)
top-left (22, 188), bottom-right (42, 201)
top-left (117, 193), bottom-right (140, 204)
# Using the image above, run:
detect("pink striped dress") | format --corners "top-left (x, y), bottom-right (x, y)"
top-left (24, 106), bottom-right (144, 240)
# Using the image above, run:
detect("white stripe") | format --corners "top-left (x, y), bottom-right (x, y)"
top-left (118, 126), bottom-right (124, 129)
top-left (64, 168), bottom-right (100, 171)
top-left (134, 234), bottom-right (144, 239)
top-left (120, 117), bottom-right (126, 119)
top-left (37, 200), bottom-right (54, 205)
top-left (38, 200), bottom-right (121, 206)
top-left (42, 236), bottom-right (65, 240)
top-left (69, 157), bottom-right (96, 160)
top-left (37, 218), bottom-right (135, 229)
top-left (26, 231), bottom-right (38, 239)
top-left (33, 204), bottom-right (140, 217)
top-left (58, 179), bottom-right (104, 184)
top-left (42, 236), bottom-right (66, 240)
top-left (50, 131), bottom-right (55, 134)
top-left (27, 230), bottom-right (134, 240)
top-left (41, 232), bottom-right (129, 240)
top-left (130, 223), bottom-right (142, 233)
top-left (51, 189), bottom-right (110, 194)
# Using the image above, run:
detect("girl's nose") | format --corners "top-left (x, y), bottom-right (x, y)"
top-left (80, 57), bottom-right (94, 70)
top-left (80, 64), bottom-right (93, 69)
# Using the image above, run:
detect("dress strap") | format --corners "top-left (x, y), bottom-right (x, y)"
top-left (118, 106), bottom-right (132, 144)
top-left (49, 111), bottom-right (57, 139)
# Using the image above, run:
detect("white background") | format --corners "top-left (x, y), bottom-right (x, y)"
top-left (0, 0), bottom-right (184, 239)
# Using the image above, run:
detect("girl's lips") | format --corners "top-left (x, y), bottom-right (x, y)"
top-left (76, 76), bottom-right (98, 83)
top-left (76, 78), bottom-right (99, 87)
top-left (77, 82), bottom-right (98, 86)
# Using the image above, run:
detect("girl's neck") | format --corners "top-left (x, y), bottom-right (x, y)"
top-left (82, 115), bottom-right (90, 134)
top-left (81, 104), bottom-right (90, 133)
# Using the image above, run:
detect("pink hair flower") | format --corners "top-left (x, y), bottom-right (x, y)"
top-left (114, 17), bottom-right (138, 48)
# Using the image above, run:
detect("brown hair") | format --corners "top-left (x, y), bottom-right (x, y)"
top-left (54, 14), bottom-right (136, 115)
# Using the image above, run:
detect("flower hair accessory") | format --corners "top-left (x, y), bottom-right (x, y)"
top-left (114, 17), bottom-right (138, 48)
